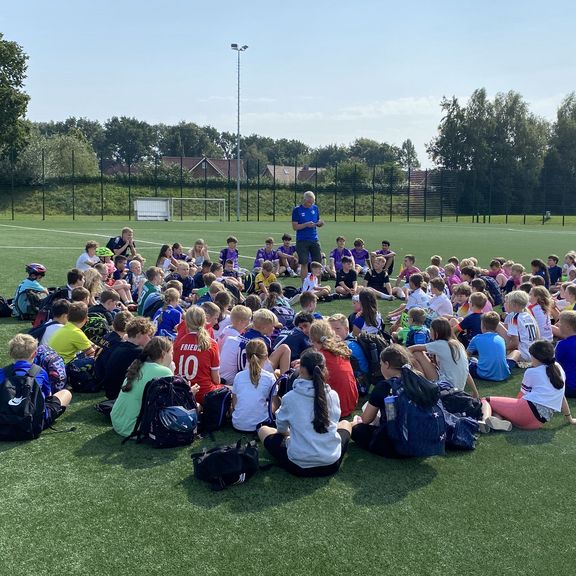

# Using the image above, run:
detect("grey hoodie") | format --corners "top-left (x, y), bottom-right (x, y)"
top-left (275, 377), bottom-right (342, 468)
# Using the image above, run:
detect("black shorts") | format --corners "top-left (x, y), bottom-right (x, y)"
top-left (351, 423), bottom-right (401, 458)
top-left (263, 429), bottom-right (350, 477)
top-left (44, 396), bottom-right (66, 429)
top-left (295, 240), bottom-right (322, 266)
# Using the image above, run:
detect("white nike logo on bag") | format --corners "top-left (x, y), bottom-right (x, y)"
top-left (8, 397), bottom-right (24, 406)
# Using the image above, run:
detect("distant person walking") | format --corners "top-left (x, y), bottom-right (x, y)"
top-left (292, 191), bottom-right (325, 283)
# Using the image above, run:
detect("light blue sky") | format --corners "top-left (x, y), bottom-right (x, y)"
top-left (2, 0), bottom-right (574, 166)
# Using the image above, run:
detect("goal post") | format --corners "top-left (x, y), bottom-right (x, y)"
top-left (134, 197), bottom-right (171, 221)
top-left (170, 197), bottom-right (227, 222)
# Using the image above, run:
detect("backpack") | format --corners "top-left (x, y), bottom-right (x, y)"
top-left (0, 296), bottom-right (12, 318)
top-left (30, 286), bottom-right (69, 327)
top-left (124, 376), bottom-right (198, 448)
top-left (479, 275), bottom-right (503, 307)
top-left (283, 286), bottom-right (300, 300)
top-left (441, 408), bottom-right (479, 451)
top-left (142, 292), bottom-right (163, 320)
top-left (192, 439), bottom-right (260, 491)
top-left (266, 369), bottom-right (297, 424)
top-left (66, 355), bottom-right (100, 393)
top-left (13, 289), bottom-right (45, 321)
top-left (243, 273), bottom-right (256, 295)
top-left (353, 332), bottom-right (389, 390)
top-left (83, 314), bottom-right (111, 348)
top-left (200, 387), bottom-right (232, 435)
top-left (385, 368), bottom-right (446, 457)
top-left (28, 319), bottom-right (59, 343)
top-left (270, 305), bottom-right (295, 330)
top-left (438, 383), bottom-right (483, 421)
top-left (34, 345), bottom-right (67, 393)
top-left (0, 364), bottom-right (45, 441)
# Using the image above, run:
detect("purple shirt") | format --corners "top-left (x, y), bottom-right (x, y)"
top-left (220, 247), bottom-right (239, 267)
top-left (278, 245), bottom-right (296, 256)
top-left (330, 247), bottom-right (353, 271)
top-left (254, 248), bottom-right (278, 268)
top-left (351, 248), bottom-right (369, 267)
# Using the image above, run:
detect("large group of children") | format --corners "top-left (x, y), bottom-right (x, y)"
top-left (3, 225), bottom-right (576, 478)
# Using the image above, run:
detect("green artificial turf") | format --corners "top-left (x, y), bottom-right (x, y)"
top-left (1, 220), bottom-right (575, 576)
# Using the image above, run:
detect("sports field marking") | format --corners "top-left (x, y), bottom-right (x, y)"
top-left (0, 223), bottom-right (254, 261)
top-left (0, 246), bottom-right (79, 249)
top-left (506, 227), bottom-right (576, 235)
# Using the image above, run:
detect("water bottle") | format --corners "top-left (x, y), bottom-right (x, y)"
top-left (384, 395), bottom-right (397, 438)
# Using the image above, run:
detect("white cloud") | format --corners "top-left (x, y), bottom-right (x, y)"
top-left (335, 96), bottom-right (440, 120)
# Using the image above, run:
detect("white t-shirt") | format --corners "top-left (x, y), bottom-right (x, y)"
top-left (218, 324), bottom-right (240, 349)
top-left (505, 311), bottom-right (539, 361)
top-left (407, 288), bottom-right (430, 310)
top-left (40, 322), bottom-right (64, 346)
top-left (219, 334), bottom-right (243, 383)
top-left (528, 303), bottom-right (553, 341)
top-left (213, 315), bottom-right (231, 341)
top-left (424, 339), bottom-right (469, 390)
top-left (232, 368), bottom-right (276, 431)
top-left (302, 273), bottom-right (319, 293)
top-left (75, 252), bottom-right (100, 272)
top-left (521, 363), bottom-right (565, 412)
top-left (428, 293), bottom-right (453, 317)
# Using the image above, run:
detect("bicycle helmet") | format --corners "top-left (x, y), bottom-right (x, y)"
top-left (159, 406), bottom-right (198, 432)
top-left (95, 247), bottom-right (114, 257)
top-left (26, 263), bottom-right (47, 276)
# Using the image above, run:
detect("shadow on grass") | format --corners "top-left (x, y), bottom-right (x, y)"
top-left (75, 429), bottom-right (179, 469)
top-left (337, 451), bottom-right (438, 506)
top-left (505, 427), bottom-right (558, 446)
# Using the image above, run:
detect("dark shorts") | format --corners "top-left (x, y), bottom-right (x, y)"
top-left (469, 359), bottom-right (516, 380)
top-left (351, 423), bottom-right (401, 458)
top-left (263, 429), bottom-right (350, 477)
top-left (44, 396), bottom-right (66, 429)
top-left (296, 239), bottom-right (322, 266)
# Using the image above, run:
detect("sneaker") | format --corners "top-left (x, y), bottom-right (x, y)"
top-left (485, 416), bottom-right (513, 432)
top-left (289, 293), bottom-right (301, 305)
top-left (289, 269), bottom-right (297, 277)
top-left (381, 294), bottom-right (394, 301)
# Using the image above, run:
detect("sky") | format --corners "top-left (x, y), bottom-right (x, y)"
top-left (2, 0), bottom-right (575, 167)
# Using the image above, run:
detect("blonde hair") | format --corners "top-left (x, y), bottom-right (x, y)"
top-left (559, 310), bottom-right (576, 333)
top-left (9, 334), bottom-right (37, 360)
top-left (83, 268), bottom-right (103, 300)
top-left (507, 290), bottom-right (529, 310)
top-left (184, 306), bottom-right (211, 351)
top-left (208, 281), bottom-right (225, 296)
top-left (230, 305), bottom-right (252, 323)
top-left (328, 313), bottom-right (348, 329)
top-left (246, 339), bottom-right (268, 387)
top-left (156, 288), bottom-right (180, 326)
top-left (510, 263), bottom-right (525, 275)
top-left (530, 286), bottom-right (552, 314)
top-left (252, 308), bottom-right (277, 330)
top-left (444, 263), bottom-right (456, 275)
top-left (309, 320), bottom-right (351, 359)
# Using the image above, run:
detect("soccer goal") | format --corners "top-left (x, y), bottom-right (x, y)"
top-left (134, 197), bottom-right (171, 221)
top-left (170, 197), bottom-right (227, 222)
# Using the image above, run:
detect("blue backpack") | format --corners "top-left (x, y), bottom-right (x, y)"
top-left (386, 367), bottom-right (446, 458)
top-left (480, 275), bottom-right (503, 307)
top-left (34, 345), bottom-right (67, 393)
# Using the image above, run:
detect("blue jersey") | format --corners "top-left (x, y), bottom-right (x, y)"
top-left (237, 328), bottom-right (272, 372)
top-left (273, 327), bottom-right (311, 362)
top-left (292, 204), bottom-right (320, 241)
top-left (467, 332), bottom-right (510, 381)
top-left (153, 305), bottom-right (182, 339)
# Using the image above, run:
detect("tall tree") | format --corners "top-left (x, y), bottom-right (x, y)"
top-left (0, 33), bottom-right (30, 157)
top-left (104, 116), bottom-right (154, 165)
top-left (398, 139), bottom-right (420, 168)
top-left (349, 138), bottom-right (398, 166)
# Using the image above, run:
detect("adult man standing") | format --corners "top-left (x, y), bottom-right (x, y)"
top-left (106, 227), bottom-right (137, 258)
top-left (292, 191), bottom-right (325, 282)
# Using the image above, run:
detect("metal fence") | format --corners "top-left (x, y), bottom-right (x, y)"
top-left (1, 154), bottom-right (575, 224)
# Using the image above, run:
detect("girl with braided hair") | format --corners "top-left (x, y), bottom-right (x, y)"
top-left (258, 349), bottom-right (352, 477)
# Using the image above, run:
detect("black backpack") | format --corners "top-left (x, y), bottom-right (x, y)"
top-left (0, 296), bottom-right (12, 318)
top-left (283, 286), bottom-right (300, 299)
top-left (31, 286), bottom-right (69, 328)
top-left (200, 387), bottom-right (232, 435)
top-left (0, 364), bottom-right (45, 441)
top-left (124, 376), bottom-right (198, 448)
top-left (192, 439), bottom-right (260, 491)
top-left (439, 383), bottom-right (483, 421)
top-left (83, 314), bottom-right (112, 348)
top-left (353, 332), bottom-right (390, 390)
top-left (479, 275), bottom-right (503, 307)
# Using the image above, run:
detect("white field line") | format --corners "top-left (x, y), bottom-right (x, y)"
top-left (0, 223), bottom-right (255, 261)
top-left (0, 246), bottom-right (81, 249)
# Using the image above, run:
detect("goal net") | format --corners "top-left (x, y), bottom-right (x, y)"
top-left (134, 197), bottom-right (171, 221)
top-left (170, 197), bottom-right (227, 222)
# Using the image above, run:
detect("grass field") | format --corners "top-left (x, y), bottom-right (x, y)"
top-left (1, 220), bottom-right (576, 576)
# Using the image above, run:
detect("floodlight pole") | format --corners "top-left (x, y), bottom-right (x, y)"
top-left (231, 43), bottom-right (248, 222)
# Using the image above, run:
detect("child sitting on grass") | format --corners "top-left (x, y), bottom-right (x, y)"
top-left (255, 261), bottom-right (277, 299)
top-left (0, 334), bottom-right (72, 432)
top-left (467, 311), bottom-right (511, 382)
top-left (334, 256), bottom-right (358, 298)
top-left (388, 273), bottom-right (429, 331)
top-left (48, 302), bottom-right (95, 364)
top-left (428, 278), bottom-right (453, 319)
top-left (137, 267), bottom-right (163, 316)
top-left (351, 238), bottom-right (370, 276)
top-left (393, 307), bottom-right (430, 346)
top-left (153, 288), bottom-right (182, 340)
top-left (394, 254), bottom-right (421, 299)
top-left (231, 339), bottom-right (278, 433)
top-left (451, 292), bottom-right (487, 347)
top-left (298, 261), bottom-right (332, 302)
top-left (528, 286), bottom-right (554, 341)
top-left (299, 291), bottom-right (323, 320)
top-left (363, 256), bottom-right (394, 300)
top-left (351, 289), bottom-right (383, 336)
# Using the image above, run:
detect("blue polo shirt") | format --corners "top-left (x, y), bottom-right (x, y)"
top-left (467, 332), bottom-right (510, 381)
top-left (292, 204), bottom-right (320, 242)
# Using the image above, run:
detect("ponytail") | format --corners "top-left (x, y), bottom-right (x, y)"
top-left (122, 336), bottom-right (172, 392)
top-left (246, 339), bottom-right (267, 387)
top-left (529, 340), bottom-right (564, 390)
top-left (300, 349), bottom-right (330, 434)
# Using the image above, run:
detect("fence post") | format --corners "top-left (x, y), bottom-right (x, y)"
top-left (371, 165), bottom-right (376, 222)
top-left (246, 160), bottom-right (249, 221)
top-left (314, 154), bottom-right (319, 200)
top-left (488, 162), bottom-right (493, 224)
top-left (180, 156), bottom-right (183, 221)
top-left (407, 166), bottom-right (411, 222)
top-left (204, 159), bottom-right (208, 221)
top-left (154, 156), bottom-right (158, 196)
top-left (41, 148), bottom-right (46, 221)
top-left (423, 168), bottom-right (428, 222)
top-left (388, 167), bottom-right (393, 222)
top-left (272, 161), bottom-right (276, 223)
top-left (257, 159), bottom-right (260, 221)
top-left (542, 175), bottom-right (547, 225)
top-left (227, 159), bottom-right (231, 222)
top-left (353, 164), bottom-right (357, 222)
top-left (439, 169), bottom-right (444, 222)
top-left (71, 149), bottom-right (76, 220)
top-left (455, 171), bottom-right (459, 223)
top-left (334, 163), bottom-right (338, 222)
top-left (293, 158), bottom-right (298, 207)
top-left (128, 162), bottom-right (132, 220)
top-left (10, 149), bottom-right (15, 220)
top-left (100, 152), bottom-right (104, 221)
